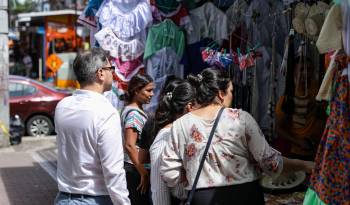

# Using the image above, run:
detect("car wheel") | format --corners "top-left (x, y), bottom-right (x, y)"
top-left (26, 115), bottom-right (54, 136)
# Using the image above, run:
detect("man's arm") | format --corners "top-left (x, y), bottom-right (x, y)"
top-left (97, 113), bottom-right (130, 205)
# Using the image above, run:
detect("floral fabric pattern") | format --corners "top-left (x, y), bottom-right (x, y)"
top-left (160, 108), bottom-right (283, 190)
top-left (309, 71), bottom-right (350, 205)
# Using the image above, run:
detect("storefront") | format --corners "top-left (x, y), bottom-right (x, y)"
top-left (16, 9), bottom-right (88, 88)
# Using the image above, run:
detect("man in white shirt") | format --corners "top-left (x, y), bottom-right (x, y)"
top-left (54, 48), bottom-right (131, 205)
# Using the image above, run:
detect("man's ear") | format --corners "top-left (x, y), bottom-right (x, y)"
top-left (95, 68), bottom-right (104, 82)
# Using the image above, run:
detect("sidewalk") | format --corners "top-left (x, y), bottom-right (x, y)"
top-left (0, 136), bottom-right (306, 205)
top-left (0, 137), bottom-right (58, 205)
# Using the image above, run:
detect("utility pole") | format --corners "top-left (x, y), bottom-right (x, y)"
top-left (0, 0), bottom-right (9, 147)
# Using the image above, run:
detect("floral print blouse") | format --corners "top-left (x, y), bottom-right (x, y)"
top-left (160, 108), bottom-right (283, 190)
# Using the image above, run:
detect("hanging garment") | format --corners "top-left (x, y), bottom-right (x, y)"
top-left (78, 8), bottom-right (98, 30)
top-left (316, 4), bottom-right (343, 54)
top-left (184, 38), bottom-right (212, 76)
top-left (308, 68), bottom-right (350, 205)
top-left (112, 55), bottom-right (144, 78)
top-left (146, 47), bottom-right (183, 81)
top-left (145, 47), bottom-right (184, 113)
top-left (340, 0), bottom-right (350, 83)
top-left (186, 2), bottom-right (228, 45)
top-left (226, 0), bottom-right (249, 34)
top-left (96, 0), bottom-right (152, 39)
top-left (95, 27), bottom-right (145, 60)
top-left (158, 5), bottom-right (193, 35)
top-left (85, 0), bottom-right (104, 17)
top-left (155, 0), bottom-right (180, 13)
top-left (115, 64), bottom-right (144, 82)
top-left (316, 50), bottom-right (340, 101)
top-left (144, 19), bottom-right (185, 59)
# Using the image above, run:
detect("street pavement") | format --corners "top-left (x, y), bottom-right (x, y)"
top-left (0, 136), bottom-right (306, 205)
top-left (0, 136), bottom-right (58, 205)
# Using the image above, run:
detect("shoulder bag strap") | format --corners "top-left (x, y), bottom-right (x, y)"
top-left (185, 107), bottom-right (225, 205)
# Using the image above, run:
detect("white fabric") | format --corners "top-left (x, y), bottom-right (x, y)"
top-left (97, 0), bottom-right (152, 39)
top-left (104, 89), bottom-right (125, 111)
top-left (145, 47), bottom-right (183, 113)
top-left (95, 27), bottom-right (145, 60)
top-left (146, 47), bottom-right (183, 81)
top-left (55, 89), bottom-right (130, 205)
top-left (316, 50), bottom-right (339, 101)
top-left (160, 108), bottom-right (283, 190)
top-left (187, 2), bottom-right (228, 44)
top-left (150, 127), bottom-right (187, 205)
top-left (316, 4), bottom-right (343, 54)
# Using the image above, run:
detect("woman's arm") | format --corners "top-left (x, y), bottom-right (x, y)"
top-left (160, 126), bottom-right (183, 187)
top-left (282, 157), bottom-right (314, 174)
top-left (124, 128), bottom-right (149, 193)
top-left (138, 148), bottom-right (150, 164)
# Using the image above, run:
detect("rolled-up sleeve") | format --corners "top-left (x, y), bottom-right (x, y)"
top-left (243, 112), bottom-right (283, 178)
top-left (97, 113), bottom-right (131, 205)
top-left (160, 125), bottom-right (183, 187)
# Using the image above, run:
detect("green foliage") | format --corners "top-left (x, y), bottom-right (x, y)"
top-left (9, 0), bottom-right (37, 14)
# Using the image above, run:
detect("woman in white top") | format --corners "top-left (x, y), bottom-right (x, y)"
top-left (160, 67), bottom-right (315, 205)
top-left (150, 81), bottom-right (197, 205)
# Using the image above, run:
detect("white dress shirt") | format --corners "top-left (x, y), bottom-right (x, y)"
top-left (55, 89), bottom-right (130, 205)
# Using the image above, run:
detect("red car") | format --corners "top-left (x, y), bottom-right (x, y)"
top-left (9, 75), bottom-right (70, 136)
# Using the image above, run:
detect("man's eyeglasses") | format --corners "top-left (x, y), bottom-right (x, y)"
top-left (99, 66), bottom-right (115, 72)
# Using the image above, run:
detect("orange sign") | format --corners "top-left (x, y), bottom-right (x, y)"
top-left (46, 54), bottom-right (63, 73)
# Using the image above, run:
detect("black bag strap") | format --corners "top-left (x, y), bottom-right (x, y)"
top-left (185, 107), bottom-right (225, 205)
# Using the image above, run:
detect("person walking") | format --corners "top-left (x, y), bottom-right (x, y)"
top-left (149, 81), bottom-right (197, 205)
top-left (54, 48), bottom-right (130, 205)
top-left (121, 73), bottom-right (154, 205)
top-left (161, 67), bottom-right (315, 205)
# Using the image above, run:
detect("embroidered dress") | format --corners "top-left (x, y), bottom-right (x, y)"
top-left (307, 69), bottom-right (350, 205)
top-left (115, 64), bottom-right (144, 82)
top-left (97, 0), bottom-right (152, 39)
top-left (144, 19), bottom-right (185, 59)
top-left (187, 2), bottom-right (228, 45)
top-left (144, 47), bottom-right (183, 113)
top-left (95, 27), bottom-right (145, 60)
top-left (112, 55), bottom-right (143, 78)
top-left (160, 108), bottom-right (283, 190)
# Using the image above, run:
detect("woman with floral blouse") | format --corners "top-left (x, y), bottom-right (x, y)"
top-left (160, 67), bottom-right (315, 205)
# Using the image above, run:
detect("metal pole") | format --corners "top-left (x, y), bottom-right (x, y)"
top-left (0, 0), bottom-right (10, 147)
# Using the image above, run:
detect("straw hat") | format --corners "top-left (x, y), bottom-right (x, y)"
top-left (305, 2), bottom-right (330, 36)
top-left (305, 13), bottom-right (326, 36)
top-left (293, 2), bottom-right (330, 36)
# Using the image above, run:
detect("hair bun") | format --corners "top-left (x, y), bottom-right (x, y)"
top-left (187, 74), bottom-right (202, 86)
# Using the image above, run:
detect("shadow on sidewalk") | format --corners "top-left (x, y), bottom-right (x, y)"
top-left (0, 162), bottom-right (58, 205)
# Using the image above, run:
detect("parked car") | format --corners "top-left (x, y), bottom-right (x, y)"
top-left (9, 75), bottom-right (70, 136)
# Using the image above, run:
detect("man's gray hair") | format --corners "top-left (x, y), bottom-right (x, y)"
top-left (73, 47), bottom-right (109, 85)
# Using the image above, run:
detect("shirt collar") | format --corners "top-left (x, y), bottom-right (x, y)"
top-left (74, 89), bottom-right (109, 103)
